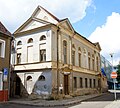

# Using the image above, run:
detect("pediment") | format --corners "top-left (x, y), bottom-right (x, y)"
top-left (31, 6), bottom-right (59, 24)
top-left (14, 6), bottom-right (60, 34)
top-left (59, 19), bottom-right (74, 32)
top-left (14, 17), bottom-right (50, 34)
top-left (94, 42), bottom-right (101, 51)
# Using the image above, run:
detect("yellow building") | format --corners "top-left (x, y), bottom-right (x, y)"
top-left (11, 6), bottom-right (102, 99)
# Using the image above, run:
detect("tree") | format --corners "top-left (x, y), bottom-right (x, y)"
top-left (116, 64), bottom-right (120, 83)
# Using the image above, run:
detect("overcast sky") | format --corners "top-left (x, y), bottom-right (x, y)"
top-left (0, 0), bottom-right (120, 65)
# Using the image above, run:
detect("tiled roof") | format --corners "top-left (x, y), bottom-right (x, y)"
top-left (0, 21), bottom-right (11, 36)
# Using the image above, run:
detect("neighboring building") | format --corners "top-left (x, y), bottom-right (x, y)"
top-left (0, 22), bottom-right (12, 101)
top-left (101, 55), bottom-right (112, 89)
top-left (11, 6), bottom-right (102, 99)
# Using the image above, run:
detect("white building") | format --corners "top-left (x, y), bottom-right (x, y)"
top-left (11, 6), bottom-right (102, 99)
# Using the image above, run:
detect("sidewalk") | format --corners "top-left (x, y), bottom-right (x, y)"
top-left (104, 100), bottom-right (120, 108)
top-left (8, 93), bottom-right (104, 107)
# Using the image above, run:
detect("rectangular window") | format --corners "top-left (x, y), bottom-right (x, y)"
top-left (0, 72), bottom-right (3, 90)
top-left (74, 77), bottom-right (77, 88)
top-left (72, 51), bottom-right (75, 65)
top-left (17, 53), bottom-right (21, 64)
top-left (80, 77), bottom-right (83, 88)
top-left (85, 78), bottom-right (88, 88)
top-left (40, 49), bottom-right (46, 62)
top-left (0, 39), bottom-right (5, 58)
top-left (27, 46), bottom-right (33, 63)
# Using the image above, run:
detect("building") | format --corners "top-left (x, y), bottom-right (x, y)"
top-left (101, 55), bottom-right (112, 90)
top-left (11, 6), bottom-right (102, 99)
top-left (0, 22), bottom-right (12, 101)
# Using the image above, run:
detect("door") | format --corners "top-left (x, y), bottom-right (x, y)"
top-left (64, 75), bottom-right (69, 95)
top-left (15, 77), bottom-right (21, 95)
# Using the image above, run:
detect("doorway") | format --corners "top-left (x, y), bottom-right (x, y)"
top-left (15, 76), bottom-right (21, 96)
top-left (64, 75), bottom-right (69, 95)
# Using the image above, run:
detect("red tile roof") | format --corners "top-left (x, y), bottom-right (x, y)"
top-left (0, 21), bottom-right (11, 36)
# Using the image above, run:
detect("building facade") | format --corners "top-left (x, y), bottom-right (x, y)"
top-left (11, 6), bottom-right (102, 99)
top-left (0, 22), bottom-right (12, 101)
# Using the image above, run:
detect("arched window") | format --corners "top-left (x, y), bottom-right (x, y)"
top-left (78, 47), bottom-right (81, 67)
top-left (40, 35), bottom-right (46, 41)
top-left (17, 41), bottom-right (22, 45)
top-left (27, 38), bottom-right (33, 43)
top-left (83, 48), bottom-right (87, 68)
top-left (88, 52), bottom-right (91, 69)
top-left (92, 54), bottom-right (95, 70)
top-left (63, 40), bottom-right (67, 64)
top-left (38, 75), bottom-right (45, 81)
top-left (26, 76), bottom-right (32, 81)
top-left (72, 44), bottom-right (75, 65)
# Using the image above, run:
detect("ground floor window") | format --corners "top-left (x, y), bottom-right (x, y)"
top-left (85, 78), bottom-right (88, 88)
top-left (74, 77), bottom-right (77, 88)
top-left (80, 77), bottom-right (83, 88)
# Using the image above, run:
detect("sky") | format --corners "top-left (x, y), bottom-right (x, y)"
top-left (0, 0), bottom-right (120, 65)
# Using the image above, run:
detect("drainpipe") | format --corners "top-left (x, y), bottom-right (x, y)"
top-left (8, 35), bottom-right (14, 100)
top-left (70, 32), bottom-right (75, 94)
top-left (56, 27), bottom-right (60, 95)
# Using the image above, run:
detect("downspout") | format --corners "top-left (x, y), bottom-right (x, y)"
top-left (57, 27), bottom-right (60, 95)
top-left (8, 35), bottom-right (14, 100)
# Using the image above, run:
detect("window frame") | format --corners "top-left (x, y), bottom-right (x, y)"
top-left (40, 49), bottom-right (46, 62)
top-left (40, 35), bottom-right (46, 41)
top-left (0, 39), bottom-right (5, 58)
top-left (63, 40), bottom-right (67, 64)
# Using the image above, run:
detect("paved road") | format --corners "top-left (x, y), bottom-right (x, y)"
top-left (0, 92), bottom-right (120, 108)
top-left (0, 103), bottom-right (67, 108)
top-left (69, 93), bottom-right (120, 108)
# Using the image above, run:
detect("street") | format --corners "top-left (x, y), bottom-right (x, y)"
top-left (69, 92), bottom-right (120, 108)
top-left (0, 92), bottom-right (120, 108)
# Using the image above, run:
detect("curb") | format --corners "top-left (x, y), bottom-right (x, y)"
top-left (8, 93), bottom-right (105, 107)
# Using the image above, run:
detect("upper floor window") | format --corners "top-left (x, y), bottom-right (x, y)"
top-left (63, 40), bottom-right (67, 64)
top-left (40, 35), bottom-right (46, 41)
top-left (83, 48), bottom-right (87, 68)
top-left (96, 56), bottom-right (99, 71)
top-left (0, 39), bottom-right (5, 58)
top-left (88, 52), bottom-right (91, 69)
top-left (92, 54), bottom-right (95, 70)
top-left (78, 47), bottom-right (81, 67)
top-left (17, 41), bottom-right (22, 46)
top-left (28, 38), bottom-right (33, 43)
top-left (40, 49), bottom-right (46, 62)
top-left (17, 53), bottom-right (21, 64)
top-left (72, 44), bottom-right (75, 66)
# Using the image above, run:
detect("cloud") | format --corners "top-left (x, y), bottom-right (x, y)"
top-left (0, 0), bottom-right (93, 33)
top-left (88, 12), bottom-right (120, 65)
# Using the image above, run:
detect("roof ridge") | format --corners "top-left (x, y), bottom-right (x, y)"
top-left (0, 22), bottom-right (11, 36)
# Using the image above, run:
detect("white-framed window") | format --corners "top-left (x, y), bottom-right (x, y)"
top-left (0, 71), bottom-right (3, 90)
top-left (0, 39), bottom-right (5, 58)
